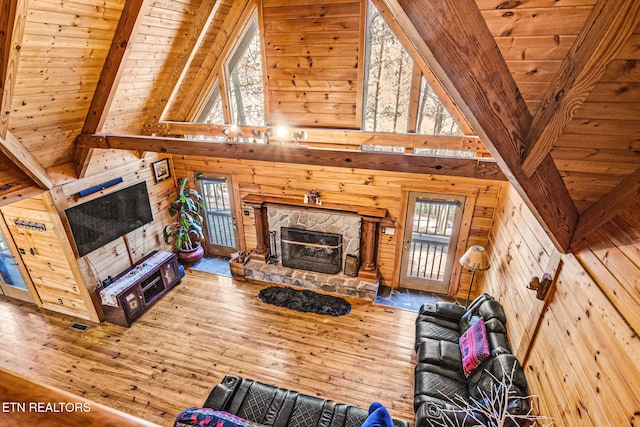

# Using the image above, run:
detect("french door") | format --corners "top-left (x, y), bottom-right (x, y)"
top-left (399, 192), bottom-right (465, 294)
top-left (198, 175), bottom-right (240, 257)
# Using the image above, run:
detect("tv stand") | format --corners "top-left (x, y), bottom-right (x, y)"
top-left (97, 251), bottom-right (184, 327)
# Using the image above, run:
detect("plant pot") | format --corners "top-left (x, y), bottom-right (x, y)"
top-left (178, 242), bottom-right (205, 265)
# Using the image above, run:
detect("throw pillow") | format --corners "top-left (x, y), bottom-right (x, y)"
top-left (174, 408), bottom-right (265, 427)
top-left (459, 317), bottom-right (490, 377)
top-left (362, 402), bottom-right (394, 427)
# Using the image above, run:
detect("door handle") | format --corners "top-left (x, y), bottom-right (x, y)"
top-left (403, 239), bottom-right (411, 251)
top-left (232, 217), bottom-right (238, 230)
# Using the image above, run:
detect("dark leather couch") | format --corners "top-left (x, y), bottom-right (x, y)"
top-left (414, 294), bottom-right (531, 427)
top-left (203, 375), bottom-right (410, 427)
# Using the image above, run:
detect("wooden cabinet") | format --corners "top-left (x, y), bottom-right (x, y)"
top-left (97, 251), bottom-right (184, 327)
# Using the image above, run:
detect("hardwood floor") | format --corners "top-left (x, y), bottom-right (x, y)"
top-left (0, 270), bottom-right (418, 426)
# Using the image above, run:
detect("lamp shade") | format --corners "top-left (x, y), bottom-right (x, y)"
top-left (459, 245), bottom-right (490, 272)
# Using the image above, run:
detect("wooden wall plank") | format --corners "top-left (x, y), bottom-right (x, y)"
top-left (485, 181), bottom-right (640, 426)
top-left (262, 0), bottom-right (364, 128)
top-left (173, 154), bottom-right (502, 297)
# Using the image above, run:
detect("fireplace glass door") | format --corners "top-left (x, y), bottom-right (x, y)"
top-left (199, 175), bottom-right (240, 256)
top-left (399, 192), bottom-right (464, 294)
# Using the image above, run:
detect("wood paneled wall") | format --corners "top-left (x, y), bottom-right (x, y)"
top-left (261, 0), bottom-right (365, 129)
top-left (484, 184), bottom-right (640, 426)
top-left (10, 0), bottom-right (125, 168)
top-left (0, 152), bottom-right (175, 321)
top-left (52, 152), bottom-right (175, 283)
top-left (0, 192), bottom-right (101, 321)
top-left (172, 155), bottom-right (502, 297)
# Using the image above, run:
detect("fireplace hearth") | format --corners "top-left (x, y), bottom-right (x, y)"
top-left (281, 227), bottom-right (343, 274)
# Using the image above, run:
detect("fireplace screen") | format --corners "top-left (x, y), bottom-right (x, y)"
top-left (281, 227), bottom-right (343, 274)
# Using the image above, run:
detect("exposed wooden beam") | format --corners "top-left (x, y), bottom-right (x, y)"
top-left (388, 0), bottom-right (579, 251)
top-left (571, 165), bottom-right (640, 248)
top-left (0, 131), bottom-right (52, 190)
top-left (146, 0), bottom-right (224, 125)
top-left (142, 121), bottom-right (490, 154)
top-left (75, 0), bottom-right (150, 176)
top-left (372, 0), bottom-right (474, 135)
top-left (77, 133), bottom-right (506, 181)
top-left (0, 0), bottom-right (26, 140)
top-left (0, 186), bottom-right (44, 208)
top-left (521, 0), bottom-right (640, 176)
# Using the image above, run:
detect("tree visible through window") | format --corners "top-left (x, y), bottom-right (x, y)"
top-left (363, 3), bottom-right (412, 133)
top-left (195, 15), bottom-right (265, 127)
top-left (195, 83), bottom-right (223, 125)
top-left (417, 76), bottom-right (461, 136)
top-left (363, 1), bottom-right (462, 139)
top-left (227, 16), bottom-right (265, 126)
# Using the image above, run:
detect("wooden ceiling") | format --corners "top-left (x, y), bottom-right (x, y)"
top-left (1, 0), bottom-right (640, 252)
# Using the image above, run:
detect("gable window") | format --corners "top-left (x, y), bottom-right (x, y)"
top-left (363, 2), bottom-right (413, 133)
top-left (195, 83), bottom-right (223, 125)
top-left (362, 1), bottom-right (465, 154)
top-left (195, 15), bottom-right (265, 127)
top-left (227, 16), bottom-right (265, 126)
top-left (417, 75), bottom-right (461, 136)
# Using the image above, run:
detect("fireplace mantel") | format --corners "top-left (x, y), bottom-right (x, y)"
top-left (241, 194), bottom-right (387, 281)
top-left (241, 194), bottom-right (387, 219)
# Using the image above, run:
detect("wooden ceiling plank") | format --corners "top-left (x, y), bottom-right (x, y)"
top-left (571, 165), bottom-right (640, 248)
top-left (0, 131), bottom-right (53, 190)
top-left (78, 133), bottom-right (506, 181)
top-left (75, 0), bottom-right (150, 177)
top-left (81, 0), bottom-right (149, 135)
top-left (521, 0), bottom-right (640, 176)
top-left (145, 0), bottom-right (224, 125)
top-left (0, 0), bottom-right (52, 190)
top-left (1, 0), bottom-right (26, 140)
top-left (387, 0), bottom-right (579, 251)
top-left (172, 0), bottom-right (253, 121)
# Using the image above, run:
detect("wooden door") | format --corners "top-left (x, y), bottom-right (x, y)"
top-left (0, 193), bottom-right (100, 322)
top-left (198, 175), bottom-right (240, 256)
top-left (399, 192), bottom-right (465, 293)
top-left (0, 223), bottom-right (36, 304)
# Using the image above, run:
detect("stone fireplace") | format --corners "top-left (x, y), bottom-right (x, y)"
top-left (268, 207), bottom-right (361, 273)
top-left (241, 194), bottom-right (387, 300)
top-left (280, 228), bottom-right (343, 274)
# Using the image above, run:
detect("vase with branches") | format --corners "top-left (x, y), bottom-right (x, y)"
top-left (430, 364), bottom-right (553, 427)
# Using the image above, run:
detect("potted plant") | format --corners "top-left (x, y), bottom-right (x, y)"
top-left (163, 175), bottom-right (206, 265)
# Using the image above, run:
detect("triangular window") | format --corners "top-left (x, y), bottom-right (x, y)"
top-left (195, 83), bottom-right (223, 124)
top-left (363, 2), bottom-right (412, 133)
top-left (363, 1), bottom-right (461, 137)
top-left (416, 76), bottom-right (461, 136)
top-left (195, 15), bottom-right (265, 127)
top-left (227, 16), bottom-right (265, 126)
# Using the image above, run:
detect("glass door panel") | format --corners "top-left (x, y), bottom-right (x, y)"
top-left (399, 192), bottom-right (465, 293)
top-left (0, 231), bottom-right (35, 303)
top-left (199, 175), bottom-right (240, 256)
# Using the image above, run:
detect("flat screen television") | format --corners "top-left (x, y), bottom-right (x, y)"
top-left (65, 181), bottom-right (154, 257)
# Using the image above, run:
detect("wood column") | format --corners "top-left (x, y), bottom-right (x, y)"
top-left (358, 217), bottom-right (380, 281)
top-left (248, 204), bottom-right (269, 261)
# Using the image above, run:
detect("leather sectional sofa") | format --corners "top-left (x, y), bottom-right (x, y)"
top-left (197, 374), bottom-right (410, 427)
top-left (414, 293), bottom-right (532, 427)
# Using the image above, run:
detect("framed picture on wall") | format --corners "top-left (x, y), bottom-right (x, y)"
top-left (152, 158), bottom-right (171, 182)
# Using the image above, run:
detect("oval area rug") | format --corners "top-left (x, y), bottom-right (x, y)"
top-left (258, 286), bottom-right (351, 316)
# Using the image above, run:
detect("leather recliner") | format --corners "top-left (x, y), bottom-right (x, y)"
top-left (414, 294), bottom-right (531, 427)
